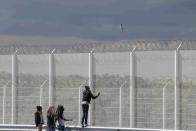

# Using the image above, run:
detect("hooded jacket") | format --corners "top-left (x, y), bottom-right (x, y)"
top-left (82, 89), bottom-right (98, 103)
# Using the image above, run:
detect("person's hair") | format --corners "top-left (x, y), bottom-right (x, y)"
top-left (47, 106), bottom-right (55, 117)
top-left (56, 105), bottom-right (64, 119)
top-left (36, 106), bottom-right (42, 111)
top-left (85, 86), bottom-right (90, 90)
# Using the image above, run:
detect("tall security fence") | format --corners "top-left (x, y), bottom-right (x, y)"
top-left (0, 49), bottom-right (196, 130)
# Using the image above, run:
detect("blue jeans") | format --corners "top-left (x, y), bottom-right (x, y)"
top-left (57, 125), bottom-right (65, 131)
top-left (47, 125), bottom-right (55, 131)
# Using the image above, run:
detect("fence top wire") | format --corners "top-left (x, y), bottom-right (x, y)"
top-left (1, 40), bottom-right (196, 55)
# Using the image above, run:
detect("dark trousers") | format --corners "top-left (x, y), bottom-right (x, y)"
top-left (47, 125), bottom-right (55, 131)
top-left (57, 125), bottom-right (64, 131)
top-left (81, 104), bottom-right (89, 125)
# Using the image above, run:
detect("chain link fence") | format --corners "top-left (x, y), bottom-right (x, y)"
top-left (0, 50), bottom-right (196, 130)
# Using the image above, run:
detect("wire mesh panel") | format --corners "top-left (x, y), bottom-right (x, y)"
top-left (93, 52), bottom-right (130, 127)
top-left (164, 85), bottom-right (175, 129)
top-left (1, 50), bottom-right (196, 129)
top-left (0, 55), bottom-right (12, 124)
top-left (121, 84), bottom-right (130, 127)
top-left (17, 87), bottom-right (40, 124)
top-left (95, 88), bottom-right (120, 126)
top-left (55, 88), bottom-right (79, 124)
top-left (17, 54), bottom-right (49, 124)
top-left (55, 53), bottom-right (88, 125)
top-left (181, 50), bottom-right (196, 130)
top-left (0, 55), bottom-right (12, 75)
top-left (0, 90), bottom-right (2, 123)
top-left (2, 86), bottom-right (12, 124)
top-left (135, 51), bottom-right (174, 129)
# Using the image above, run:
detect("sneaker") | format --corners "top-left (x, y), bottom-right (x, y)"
top-left (81, 124), bottom-right (84, 128)
top-left (84, 124), bottom-right (88, 127)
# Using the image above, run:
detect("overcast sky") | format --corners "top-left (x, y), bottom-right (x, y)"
top-left (0, 0), bottom-right (195, 40)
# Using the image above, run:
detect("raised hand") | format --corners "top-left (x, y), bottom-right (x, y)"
top-left (97, 92), bottom-right (100, 97)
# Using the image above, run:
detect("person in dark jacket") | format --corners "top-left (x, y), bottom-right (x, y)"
top-left (47, 106), bottom-right (56, 131)
top-left (81, 86), bottom-right (100, 127)
top-left (34, 106), bottom-right (44, 131)
top-left (56, 105), bottom-right (72, 131)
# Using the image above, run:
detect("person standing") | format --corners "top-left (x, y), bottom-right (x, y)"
top-left (56, 105), bottom-right (72, 131)
top-left (47, 106), bottom-right (56, 131)
top-left (34, 106), bottom-right (44, 131)
top-left (81, 86), bottom-right (100, 127)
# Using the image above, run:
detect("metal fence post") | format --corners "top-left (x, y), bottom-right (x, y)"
top-left (39, 80), bottom-right (47, 106)
top-left (78, 81), bottom-right (86, 126)
top-left (130, 46), bottom-right (136, 128)
top-left (78, 86), bottom-right (81, 126)
top-left (119, 86), bottom-right (122, 127)
top-left (89, 48), bottom-right (95, 126)
top-left (2, 87), bottom-right (5, 124)
top-left (162, 83), bottom-right (168, 129)
top-left (119, 81), bottom-right (127, 127)
top-left (174, 43), bottom-right (182, 130)
top-left (12, 51), bottom-right (18, 124)
top-left (49, 49), bottom-right (56, 106)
